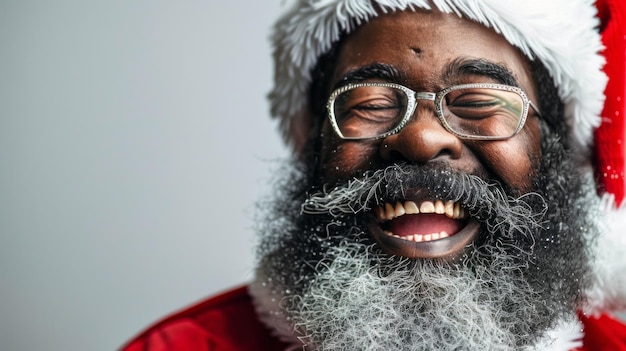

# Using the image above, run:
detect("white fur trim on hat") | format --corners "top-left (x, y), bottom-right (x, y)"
top-left (583, 193), bottom-right (626, 315)
top-left (269, 0), bottom-right (607, 155)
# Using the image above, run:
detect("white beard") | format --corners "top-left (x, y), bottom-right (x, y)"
top-left (251, 240), bottom-right (583, 351)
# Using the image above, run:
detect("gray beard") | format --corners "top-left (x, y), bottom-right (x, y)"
top-left (251, 129), bottom-right (599, 350)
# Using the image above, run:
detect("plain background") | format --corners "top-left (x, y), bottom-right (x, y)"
top-left (1, 1), bottom-right (287, 350)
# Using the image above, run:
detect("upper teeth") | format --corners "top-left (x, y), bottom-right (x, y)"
top-left (375, 200), bottom-right (466, 222)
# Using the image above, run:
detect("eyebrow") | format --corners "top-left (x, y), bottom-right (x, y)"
top-left (332, 58), bottom-right (520, 92)
top-left (333, 63), bottom-right (406, 90)
top-left (443, 57), bottom-right (520, 86)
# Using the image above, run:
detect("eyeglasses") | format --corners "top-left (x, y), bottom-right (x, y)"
top-left (326, 82), bottom-right (541, 140)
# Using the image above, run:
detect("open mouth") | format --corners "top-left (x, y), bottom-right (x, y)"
top-left (368, 199), bottom-right (480, 259)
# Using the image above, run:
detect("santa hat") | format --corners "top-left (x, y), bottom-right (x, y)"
top-left (268, 0), bottom-right (626, 317)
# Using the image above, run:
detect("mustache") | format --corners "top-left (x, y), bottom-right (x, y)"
top-left (302, 163), bottom-right (547, 241)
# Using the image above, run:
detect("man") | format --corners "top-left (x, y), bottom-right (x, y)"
top-left (122, 0), bottom-right (626, 350)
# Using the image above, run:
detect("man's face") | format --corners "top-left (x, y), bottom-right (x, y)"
top-left (317, 9), bottom-right (541, 259)
top-left (252, 9), bottom-right (594, 350)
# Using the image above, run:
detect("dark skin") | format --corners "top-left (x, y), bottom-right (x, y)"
top-left (316, 10), bottom-right (542, 259)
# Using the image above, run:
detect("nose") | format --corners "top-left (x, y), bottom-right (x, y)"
top-left (379, 104), bottom-right (464, 163)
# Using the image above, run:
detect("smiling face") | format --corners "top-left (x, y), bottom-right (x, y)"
top-left (252, 8), bottom-right (595, 350)
top-left (316, 9), bottom-right (541, 259)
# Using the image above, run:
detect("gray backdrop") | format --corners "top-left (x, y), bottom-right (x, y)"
top-left (1, 1), bottom-right (286, 350)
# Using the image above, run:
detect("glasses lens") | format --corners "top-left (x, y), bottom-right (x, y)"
top-left (332, 85), bottom-right (409, 139)
top-left (442, 87), bottom-right (525, 138)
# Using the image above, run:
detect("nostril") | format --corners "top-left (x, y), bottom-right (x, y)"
top-left (385, 149), bottom-right (407, 162)
top-left (383, 146), bottom-right (455, 164)
top-left (430, 149), bottom-right (455, 161)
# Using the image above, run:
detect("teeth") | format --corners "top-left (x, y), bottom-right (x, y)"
top-left (434, 200), bottom-right (445, 214)
top-left (394, 202), bottom-right (405, 217)
top-left (385, 203), bottom-right (395, 220)
top-left (375, 200), bottom-right (469, 242)
top-left (445, 200), bottom-right (454, 217)
top-left (384, 230), bottom-right (451, 243)
top-left (375, 200), bottom-right (468, 222)
top-left (405, 201), bottom-right (419, 214)
top-left (419, 201), bottom-right (435, 213)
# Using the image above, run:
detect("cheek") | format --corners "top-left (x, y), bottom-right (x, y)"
top-left (318, 125), bottom-right (381, 181)
top-left (478, 118), bottom-right (541, 192)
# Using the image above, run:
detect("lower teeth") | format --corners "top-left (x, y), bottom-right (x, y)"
top-left (386, 231), bottom-right (450, 242)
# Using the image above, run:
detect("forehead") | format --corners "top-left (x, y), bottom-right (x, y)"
top-left (331, 9), bottom-right (534, 95)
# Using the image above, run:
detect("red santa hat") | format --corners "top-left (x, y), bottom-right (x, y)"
top-left (268, 0), bottom-right (626, 318)
top-left (586, 0), bottom-right (626, 317)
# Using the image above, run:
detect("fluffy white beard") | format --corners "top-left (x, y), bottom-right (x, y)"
top-left (252, 237), bottom-right (584, 351)
top-left (287, 242), bottom-right (518, 350)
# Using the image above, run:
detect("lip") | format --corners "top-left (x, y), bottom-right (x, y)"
top-left (366, 213), bottom-right (480, 259)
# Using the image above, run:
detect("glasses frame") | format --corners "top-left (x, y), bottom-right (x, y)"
top-left (326, 82), bottom-right (541, 141)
